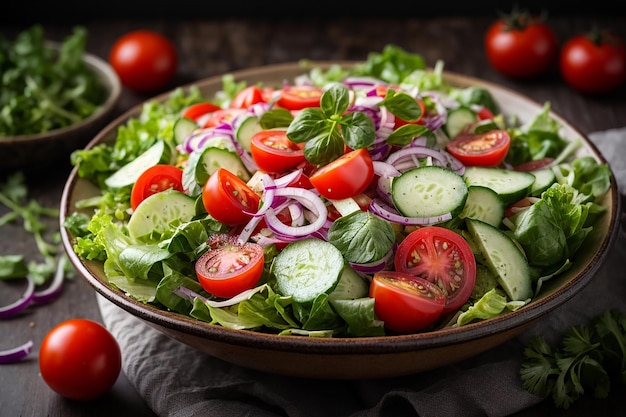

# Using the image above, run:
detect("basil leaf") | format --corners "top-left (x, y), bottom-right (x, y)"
top-left (327, 211), bottom-right (396, 264)
top-left (303, 132), bottom-right (345, 166)
top-left (340, 112), bottom-right (376, 150)
top-left (260, 108), bottom-right (294, 129)
top-left (286, 108), bottom-right (328, 143)
top-left (320, 82), bottom-right (350, 117)
top-left (386, 124), bottom-right (435, 146)
top-left (382, 91), bottom-right (424, 121)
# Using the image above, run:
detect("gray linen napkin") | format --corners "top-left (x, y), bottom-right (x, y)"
top-left (97, 127), bottom-right (626, 417)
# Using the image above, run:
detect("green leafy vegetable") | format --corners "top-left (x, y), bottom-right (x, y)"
top-left (520, 309), bottom-right (626, 409)
top-left (286, 82), bottom-right (376, 166)
top-left (0, 25), bottom-right (105, 136)
top-left (0, 172), bottom-right (69, 285)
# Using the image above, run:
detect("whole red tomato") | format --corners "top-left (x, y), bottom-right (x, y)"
top-left (39, 319), bottom-right (122, 401)
top-left (109, 30), bottom-right (178, 93)
top-left (560, 29), bottom-right (626, 94)
top-left (485, 11), bottom-right (558, 79)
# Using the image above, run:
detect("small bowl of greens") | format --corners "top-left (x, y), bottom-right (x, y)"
top-left (60, 46), bottom-right (621, 380)
top-left (0, 25), bottom-right (121, 172)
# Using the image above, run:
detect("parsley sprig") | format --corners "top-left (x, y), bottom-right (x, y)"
top-left (520, 309), bottom-right (626, 409)
top-left (0, 25), bottom-right (104, 136)
top-left (0, 172), bottom-right (68, 284)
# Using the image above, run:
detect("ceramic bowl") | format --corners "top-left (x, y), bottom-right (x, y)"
top-left (60, 62), bottom-right (621, 379)
top-left (0, 44), bottom-right (121, 172)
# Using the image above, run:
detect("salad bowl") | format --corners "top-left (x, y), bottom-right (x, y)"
top-left (60, 61), bottom-right (621, 379)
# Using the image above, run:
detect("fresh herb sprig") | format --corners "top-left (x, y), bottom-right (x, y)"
top-left (520, 309), bottom-right (626, 409)
top-left (0, 172), bottom-right (68, 284)
top-left (285, 82), bottom-right (427, 166)
top-left (0, 25), bottom-right (104, 136)
top-left (286, 82), bottom-right (376, 166)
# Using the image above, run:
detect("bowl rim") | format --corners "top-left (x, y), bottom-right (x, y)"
top-left (0, 42), bottom-right (121, 144)
top-left (60, 61), bottom-right (622, 355)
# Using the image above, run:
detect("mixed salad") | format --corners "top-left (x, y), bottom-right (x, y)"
top-left (64, 44), bottom-right (612, 337)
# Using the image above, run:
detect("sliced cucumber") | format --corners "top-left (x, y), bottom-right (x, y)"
top-left (271, 238), bottom-right (345, 303)
top-left (234, 115), bottom-right (263, 152)
top-left (195, 146), bottom-right (250, 186)
top-left (459, 186), bottom-right (505, 228)
top-left (466, 218), bottom-right (532, 301)
top-left (173, 117), bottom-right (198, 146)
top-left (445, 106), bottom-right (478, 138)
top-left (463, 166), bottom-right (535, 206)
top-left (104, 140), bottom-right (172, 189)
top-left (392, 165), bottom-right (468, 220)
top-left (127, 189), bottom-right (197, 241)
top-left (529, 167), bottom-right (556, 196)
top-left (327, 265), bottom-right (369, 301)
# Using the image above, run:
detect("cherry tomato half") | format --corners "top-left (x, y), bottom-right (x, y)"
top-left (309, 148), bottom-right (375, 200)
top-left (181, 102), bottom-right (221, 121)
top-left (250, 129), bottom-right (306, 174)
top-left (130, 164), bottom-right (184, 211)
top-left (202, 108), bottom-right (246, 128)
top-left (109, 30), bottom-right (178, 93)
top-left (195, 234), bottom-right (264, 298)
top-left (39, 319), bottom-right (122, 401)
top-left (484, 13), bottom-right (558, 79)
top-left (202, 168), bottom-right (261, 225)
top-left (560, 30), bottom-right (626, 94)
top-left (369, 271), bottom-right (446, 334)
top-left (276, 85), bottom-right (324, 110)
top-left (446, 129), bottom-right (511, 167)
top-left (231, 86), bottom-right (266, 109)
top-left (394, 226), bottom-right (476, 314)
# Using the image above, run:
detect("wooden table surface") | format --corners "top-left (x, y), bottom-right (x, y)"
top-left (1, 15), bottom-right (625, 417)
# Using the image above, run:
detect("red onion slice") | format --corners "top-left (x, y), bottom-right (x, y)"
top-left (0, 276), bottom-right (34, 319)
top-left (32, 258), bottom-right (65, 304)
top-left (0, 340), bottom-right (33, 364)
top-left (369, 198), bottom-right (453, 226)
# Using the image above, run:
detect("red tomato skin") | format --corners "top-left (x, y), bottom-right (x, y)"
top-left (369, 271), bottom-right (446, 334)
top-left (182, 102), bottom-right (221, 121)
top-left (195, 234), bottom-right (265, 298)
top-left (202, 108), bottom-right (246, 128)
top-left (485, 19), bottom-right (558, 79)
top-left (560, 33), bottom-right (626, 94)
top-left (446, 130), bottom-right (511, 167)
top-left (309, 148), bottom-right (375, 200)
top-left (394, 226), bottom-right (477, 314)
top-left (231, 86), bottom-right (266, 109)
top-left (250, 129), bottom-right (306, 173)
top-left (39, 319), bottom-right (121, 401)
top-left (109, 30), bottom-right (177, 93)
top-left (276, 85), bottom-right (323, 110)
top-left (202, 168), bottom-right (260, 226)
top-left (130, 164), bottom-right (184, 211)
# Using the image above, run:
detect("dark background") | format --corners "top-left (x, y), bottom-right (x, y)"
top-left (6, 0), bottom-right (626, 23)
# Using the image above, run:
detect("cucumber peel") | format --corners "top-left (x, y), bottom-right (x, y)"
top-left (271, 238), bottom-right (345, 304)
